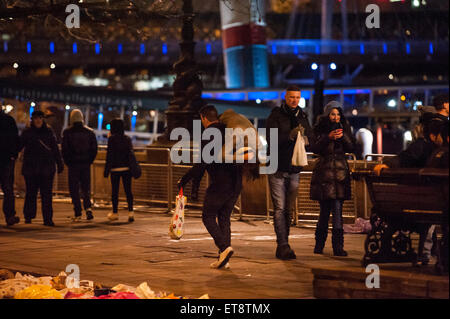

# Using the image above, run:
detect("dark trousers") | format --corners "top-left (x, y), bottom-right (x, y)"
top-left (68, 164), bottom-right (92, 216)
top-left (110, 170), bottom-right (133, 213)
top-left (202, 186), bottom-right (241, 252)
top-left (0, 160), bottom-right (16, 219)
top-left (317, 199), bottom-right (344, 231)
top-left (23, 173), bottom-right (55, 223)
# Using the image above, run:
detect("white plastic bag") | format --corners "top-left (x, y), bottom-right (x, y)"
top-left (291, 132), bottom-right (308, 167)
top-left (169, 188), bottom-right (186, 240)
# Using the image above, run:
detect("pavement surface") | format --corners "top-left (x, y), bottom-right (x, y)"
top-left (0, 197), bottom-right (444, 299)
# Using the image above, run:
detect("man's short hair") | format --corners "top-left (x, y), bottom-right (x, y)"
top-left (432, 94), bottom-right (449, 111)
top-left (286, 85), bottom-right (301, 92)
top-left (199, 104), bottom-right (218, 122)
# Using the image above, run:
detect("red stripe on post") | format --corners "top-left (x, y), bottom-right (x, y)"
top-left (222, 24), bottom-right (266, 49)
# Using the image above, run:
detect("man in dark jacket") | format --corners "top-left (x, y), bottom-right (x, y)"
top-left (265, 86), bottom-right (313, 260)
top-left (0, 107), bottom-right (20, 226)
top-left (178, 105), bottom-right (242, 269)
top-left (62, 109), bottom-right (98, 221)
top-left (20, 110), bottom-right (64, 226)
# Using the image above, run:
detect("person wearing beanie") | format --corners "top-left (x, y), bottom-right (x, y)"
top-left (310, 101), bottom-right (355, 257)
top-left (104, 118), bottom-right (135, 222)
top-left (62, 109), bottom-right (98, 222)
top-left (19, 110), bottom-right (64, 226)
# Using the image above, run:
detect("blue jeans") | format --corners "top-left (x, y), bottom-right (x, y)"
top-left (268, 171), bottom-right (300, 246)
top-left (317, 200), bottom-right (344, 231)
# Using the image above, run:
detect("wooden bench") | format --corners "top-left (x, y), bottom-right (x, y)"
top-left (363, 168), bottom-right (448, 272)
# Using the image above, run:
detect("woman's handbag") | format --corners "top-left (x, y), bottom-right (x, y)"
top-left (291, 132), bottom-right (308, 167)
top-left (129, 151), bottom-right (142, 179)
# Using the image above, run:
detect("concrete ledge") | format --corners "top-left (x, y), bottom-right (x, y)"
top-left (312, 266), bottom-right (449, 299)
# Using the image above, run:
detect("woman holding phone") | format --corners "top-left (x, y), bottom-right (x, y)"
top-left (310, 101), bottom-right (355, 256)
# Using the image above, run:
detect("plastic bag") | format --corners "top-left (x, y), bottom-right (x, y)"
top-left (343, 217), bottom-right (372, 234)
top-left (169, 188), bottom-right (186, 240)
top-left (14, 284), bottom-right (63, 299)
top-left (292, 132), bottom-right (308, 167)
top-left (135, 282), bottom-right (156, 299)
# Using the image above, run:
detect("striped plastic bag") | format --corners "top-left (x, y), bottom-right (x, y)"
top-left (169, 188), bottom-right (186, 240)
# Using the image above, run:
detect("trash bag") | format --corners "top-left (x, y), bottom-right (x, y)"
top-left (14, 284), bottom-right (63, 299)
top-left (92, 292), bottom-right (140, 299)
top-left (343, 218), bottom-right (372, 234)
top-left (135, 282), bottom-right (156, 299)
top-left (169, 188), bottom-right (186, 240)
top-left (219, 109), bottom-right (262, 163)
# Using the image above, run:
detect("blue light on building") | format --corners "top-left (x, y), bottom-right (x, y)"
top-left (3, 41), bottom-right (7, 53)
top-left (248, 91), bottom-right (279, 101)
top-left (162, 43), bottom-right (168, 55)
top-left (383, 43), bottom-right (388, 54)
top-left (360, 43), bottom-right (365, 54)
top-left (140, 43), bottom-right (145, 55)
top-left (118, 43), bottom-right (123, 54)
top-left (293, 46), bottom-right (299, 55)
top-left (271, 44), bottom-right (277, 55)
top-left (98, 113), bottom-right (103, 130)
top-left (406, 43), bottom-right (411, 54)
top-left (206, 43), bottom-right (212, 55)
top-left (72, 43), bottom-right (77, 54)
top-left (27, 42), bottom-right (31, 53)
top-left (49, 42), bottom-right (55, 54)
top-left (95, 43), bottom-right (101, 55)
top-left (429, 43), bottom-right (434, 54)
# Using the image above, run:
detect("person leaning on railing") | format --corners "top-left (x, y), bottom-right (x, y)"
top-left (309, 101), bottom-right (355, 257)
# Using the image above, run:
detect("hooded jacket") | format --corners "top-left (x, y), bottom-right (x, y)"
top-left (310, 105), bottom-right (355, 201)
top-left (62, 122), bottom-right (98, 166)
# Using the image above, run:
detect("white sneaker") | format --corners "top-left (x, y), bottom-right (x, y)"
top-left (217, 247), bottom-right (234, 269)
top-left (107, 213), bottom-right (119, 221)
top-left (128, 212), bottom-right (134, 223)
top-left (210, 260), bottom-right (231, 269)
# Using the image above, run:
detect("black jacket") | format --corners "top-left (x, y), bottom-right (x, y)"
top-left (0, 110), bottom-right (20, 166)
top-left (20, 123), bottom-right (63, 176)
top-left (384, 138), bottom-right (436, 168)
top-left (266, 103), bottom-right (313, 173)
top-left (104, 134), bottom-right (133, 177)
top-left (310, 117), bottom-right (354, 201)
top-left (62, 123), bottom-right (98, 166)
top-left (179, 122), bottom-right (243, 193)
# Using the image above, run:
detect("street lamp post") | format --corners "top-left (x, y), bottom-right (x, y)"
top-left (156, 0), bottom-right (205, 144)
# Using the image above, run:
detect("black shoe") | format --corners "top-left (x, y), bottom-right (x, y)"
top-left (43, 221), bottom-right (55, 227)
top-left (314, 246), bottom-right (324, 254)
top-left (25, 218), bottom-right (32, 224)
top-left (86, 210), bottom-right (94, 220)
top-left (276, 244), bottom-right (294, 260)
top-left (287, 245), bottom-right (297, 259)
top-left (332, 229), bottom-right (348, 257)
top-left (314, 225), bottom-right (328, 255)
top-left (6, 216), bottom-right (20, 226)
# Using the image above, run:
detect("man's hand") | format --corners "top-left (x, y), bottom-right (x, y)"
top-left (289, 125), bottom-right (304, 141)
top-left (373, 164), bottom-right (388, 176)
